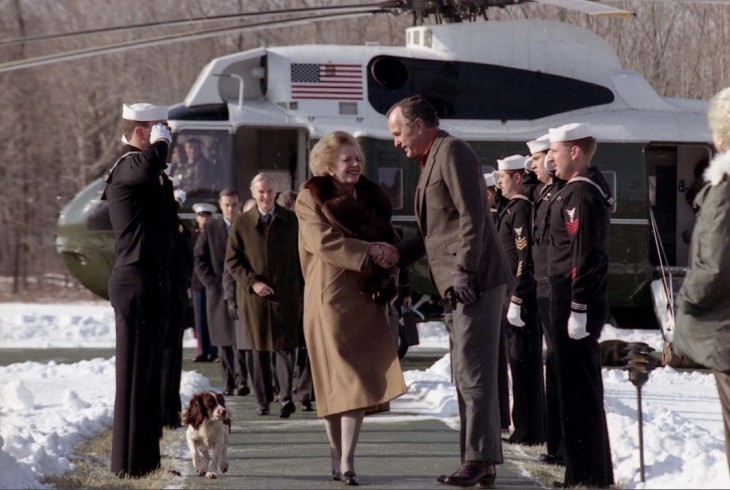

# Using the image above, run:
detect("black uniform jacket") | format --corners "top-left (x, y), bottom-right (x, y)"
top-left (547, 167), bottom-right (613, 315)
top-left (496, 194), bottom-right (536, 306)
top-left (103, 141), bottom-right (174, 269)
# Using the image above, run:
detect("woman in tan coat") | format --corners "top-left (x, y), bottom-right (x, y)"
top-left (295, 131), bottom-right (406, 485)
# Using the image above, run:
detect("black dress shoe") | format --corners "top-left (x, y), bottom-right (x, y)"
top-left (279, 400), bottom-right (296, 418)
top-left (539, 453), bottom-right (565, 466)
top-left (193, 354), bottom-right (206, 363)
top-left (440, 461), bottom-right (496, 488)
top-left (331, 470), bottom-right (341, 481)
top-left (300, 401), bottom-right (314, 412)
top-left (234, 386), bottom-right (250, 396)
top-left (256, 405), bottom-right (270, 416)
top-left (341, 470), bottom-right (359, 486)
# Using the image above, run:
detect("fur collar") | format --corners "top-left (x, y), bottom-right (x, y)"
top-left (304, 175), bottom-right (397, 244)
top-left (705, 151), bottom-right (730, 186)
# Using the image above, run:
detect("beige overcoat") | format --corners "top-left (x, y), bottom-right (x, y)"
top-left (295, 177), bottom-right (406, 417)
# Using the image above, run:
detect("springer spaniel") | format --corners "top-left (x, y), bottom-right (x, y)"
top-left (182, 391), bottom-right (231, 479)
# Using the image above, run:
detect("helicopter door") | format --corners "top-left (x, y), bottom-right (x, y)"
top-left (233, 127), bottom-right (308, 194)
top-left (647, 143), bottom-right (712, 340)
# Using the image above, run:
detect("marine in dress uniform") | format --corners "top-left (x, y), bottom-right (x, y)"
top-left (494, 155), bottom-right (545, 446)
top-left (546, 123), bottom-right (615, 488)
top-left (103, 103), bottom-right (175, 477)
top-left (527, 134), bottom-right (567, 466)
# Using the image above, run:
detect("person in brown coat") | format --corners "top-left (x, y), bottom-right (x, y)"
top-left (225, 173), bottom-right (303, 418)
top-left (295, 131), bottom-right (406, 486)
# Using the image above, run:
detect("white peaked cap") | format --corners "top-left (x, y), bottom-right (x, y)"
top-left (527, 134), bottom-right (551, 154)
top-left (497, 154), bottom-right (529, 171)
top-left (192, 203), bottom-right (217, 214)
top-left (483, 172), bottom-right (495, 187)
top-left (122, 102), bottom-right (168, 122)
top-left (549, 122), bottom-right (593, 143)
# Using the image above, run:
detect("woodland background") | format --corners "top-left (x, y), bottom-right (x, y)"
top-left (0, 0), bottom-right (727, 296)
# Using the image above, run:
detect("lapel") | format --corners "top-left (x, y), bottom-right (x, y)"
top-left (415, 130), bottom-right (449, 226)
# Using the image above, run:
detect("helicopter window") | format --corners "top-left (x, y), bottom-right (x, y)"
top-left (379, 167), bottom-right (403, 211)
top-left (168, 130), bottom-right (232, 197)
top-left (367, 56), bottom-right (614, 120)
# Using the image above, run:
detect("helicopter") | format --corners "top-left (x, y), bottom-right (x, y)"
top-left (44, 0), bottom-right (715, 335)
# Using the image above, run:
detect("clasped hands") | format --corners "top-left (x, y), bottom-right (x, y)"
top-left (369, 242), bottom-right (399, 269)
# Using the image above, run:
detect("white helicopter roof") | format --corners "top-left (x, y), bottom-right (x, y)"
top-left (181, 19), bottom-right (710, 144)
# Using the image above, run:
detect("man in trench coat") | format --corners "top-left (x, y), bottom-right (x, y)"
top-left (225, 173), bottom-right (304, 418)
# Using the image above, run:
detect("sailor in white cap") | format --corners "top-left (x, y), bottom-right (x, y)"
top-left (494, 154), bottom-right (545, 446)
top-left (526, 132), bottom-right (566, 467)
top-left (192, 202), bottom-right (217, 215)
top-left (545, 122), bottom-right (615, 488)
top-left (103, 101), bottom-right (176, 478)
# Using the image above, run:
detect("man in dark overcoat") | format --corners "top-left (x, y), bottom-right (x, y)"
top-left (102, 102), bottom-right (175, 477)
top-left (194, 190), bottom-right (250, 396)
top-left (160, 180), bottom-right (193, 428)
top-left (225, 172), bottom-right (303, 418)
top-left (387, 95), bottom-right (512, 487)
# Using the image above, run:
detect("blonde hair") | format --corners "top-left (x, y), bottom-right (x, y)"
top-left (708, 87), bottom-right (730, 151)
top-left (308, 131), bottom-right (365, 177)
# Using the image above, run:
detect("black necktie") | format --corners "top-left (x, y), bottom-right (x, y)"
top-left (262, 214), bottom-right (271, 225)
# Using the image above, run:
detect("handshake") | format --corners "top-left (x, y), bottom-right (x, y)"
top-left (368, 242), bottom-right (398, 269)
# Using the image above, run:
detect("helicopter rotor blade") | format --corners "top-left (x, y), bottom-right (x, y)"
top-left (533, 0), bottom-right (635, 17)
top-left (0, 1), bottom-right (402, 47)
top-left (0, 9), bottom-right (389, 75)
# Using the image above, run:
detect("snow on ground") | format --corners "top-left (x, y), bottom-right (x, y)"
top-left (0, 301), bottom-right (728, 488)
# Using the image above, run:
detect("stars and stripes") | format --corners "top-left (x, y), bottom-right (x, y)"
top-left (290, 63), bottom-right (363, 100)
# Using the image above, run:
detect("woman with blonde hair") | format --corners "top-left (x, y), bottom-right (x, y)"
top-left (675, 86), bottom-right (730, 475)
top-left (295, 131), bottom-right (406, 485)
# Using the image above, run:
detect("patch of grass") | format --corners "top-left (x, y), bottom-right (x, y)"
top-left (40, 428), bottom-right (188, 489)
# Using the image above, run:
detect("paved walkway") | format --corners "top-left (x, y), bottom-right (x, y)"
top-left (177, 350), bottom-right (545, 489)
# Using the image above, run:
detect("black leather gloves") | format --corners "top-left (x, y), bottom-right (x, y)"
top-left (452, 268), bottom-right (478, 306)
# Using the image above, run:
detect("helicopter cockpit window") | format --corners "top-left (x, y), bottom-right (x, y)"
top-left (379, 167), bottom-right (403, 210)
top-left (367, 56), bottom-right (614, 120)
top-left (168, 130), bottom-right (232, 196)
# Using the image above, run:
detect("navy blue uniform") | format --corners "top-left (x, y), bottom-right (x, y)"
top-left (103, 140), bottom-right (175, 477)
top-left (531, 179), bottom-right (565, 460)
top-left (547, 166), bottom-right (614, 488)
top-left (496, 194), bottom-right (544, 445)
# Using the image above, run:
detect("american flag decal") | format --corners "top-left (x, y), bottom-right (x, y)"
top-left (290, 63), bottom-right (363, 100)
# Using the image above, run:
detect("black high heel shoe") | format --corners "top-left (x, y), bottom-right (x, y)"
top-left (341, 470), bottom-right (359, 486)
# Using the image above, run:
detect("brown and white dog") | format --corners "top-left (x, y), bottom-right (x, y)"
top-left (182, 391), bottom-right (231, 479)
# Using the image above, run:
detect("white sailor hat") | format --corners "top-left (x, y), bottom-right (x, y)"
top-left (549, 123), bottom-right (593, 143)
top-left (497, 154), bottom-right (529, 171)
top-left (192, 202), bottom-right (217, 215)
top-left (483, 172), bottom-right (496, 187)
top-left (122, 102), bottom-right (168, 122)
top-left (526, 134), bottom-right (551, 154)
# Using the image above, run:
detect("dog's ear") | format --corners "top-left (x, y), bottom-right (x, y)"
top-left (186, 394), bottom-right (205, 430)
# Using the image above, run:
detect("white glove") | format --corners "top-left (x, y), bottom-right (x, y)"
top-left (174, 188), bottom-right (186, 205)
top-left (506, 302), bottom-right (525, 327)
top-left (150, 123), bottom-right (171, 144)
top-left (567, 311), bottom-right (589, 340)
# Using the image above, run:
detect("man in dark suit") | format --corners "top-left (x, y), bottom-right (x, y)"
top-left (387, 95), bottom-right (512, 487)
top-left (226, 173), bottom-right (304, 418)
top-left (103, 102), bottom-right (174, 477)
top-left (194, 190), bottom-right (250, 397)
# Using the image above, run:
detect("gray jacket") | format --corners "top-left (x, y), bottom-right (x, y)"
top-left (675, 151), bottom-right (730, 372)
